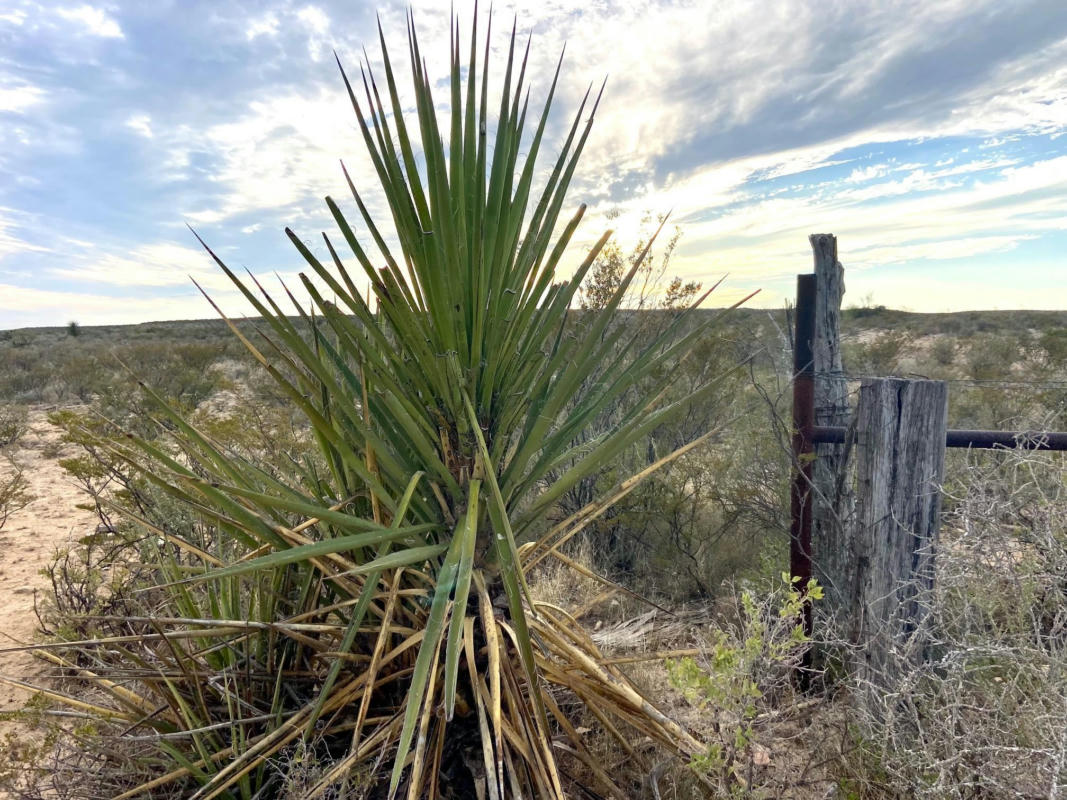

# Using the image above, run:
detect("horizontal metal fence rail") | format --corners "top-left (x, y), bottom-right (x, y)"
top-left (812, 425), bottom-right (1067, 450)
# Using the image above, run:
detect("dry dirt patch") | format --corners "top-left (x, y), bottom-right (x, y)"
top-left (0, 408), bottom-right (96, 730)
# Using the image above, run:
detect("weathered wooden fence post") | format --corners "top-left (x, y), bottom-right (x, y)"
top-left (809, 234), bottom-right (854, 623)
top-left (852, 378), bottom-right (948, 687)
top-left (795, 236), bottom-right (951, 689)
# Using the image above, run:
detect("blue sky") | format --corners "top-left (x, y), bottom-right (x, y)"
top-left (2, 0), bottom-right (1066, 329)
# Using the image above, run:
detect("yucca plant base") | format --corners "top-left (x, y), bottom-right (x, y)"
top-left (4, 11), bottom-right (746, 799)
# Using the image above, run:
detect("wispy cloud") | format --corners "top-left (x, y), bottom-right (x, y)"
top-left (173, 87), bottom-right (379, 227)
top-left (652, 153), bottom-right (1067, 302)
top-left (297, 5), bottom-right (329, 33)
top-left (0, 83), bottom-right (45, 113)
top-left (55, 4), bottom-right (124, 39)
top-left (0, 282), bottom-right (249, 327)
top-left (1, 0), bottom-right (1066, 327)
top-left (124, 113), bottom-right (152, 138)
top-left (0, 208), bottom-right (51, 260)
top-left (49, 241), bottom-right (231, 289)
top-left (847, 165), bottom-right (888, 183)
top-left (246, 13), bottom-right (280, 41)
top-left (0, 9), bottom-right (28, 25)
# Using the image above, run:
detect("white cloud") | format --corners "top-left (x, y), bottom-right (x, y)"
top-left (1, 254), bottom-right (331, 328)
top-left (850, 234), bottom-right (1035, 265)
top-left (847, 165), bottom-right (887, 183)
top-left (246, 13), bottom-right (280, 41)
top-left (553, 147), bottom-right (1067, 310)
top-left (49, 241), bottom-right (231, 290)
top-left (0, 84), bottom-right (44, 113)
top-left (836, 169), bottom-right (963, 203)
top-left (125, 113), bottom-right (152, 138)
top-left (5, 0), bottom-right (1066, 323)
top-left (850, 272), bottom-right (1064, 313)
top-left (297, 5), bottom-right (331, 60)
top-left (514, 0), bottom-right (1067, 213)
top-left (297, 6), bottom-right (329, 35)
top-left (167, 87), bottom-right (380, 230)
top-left (927, 157), bottom-right (1020, 179)
top-left (0, 207), bottom-right (52, 263)
top-left (0, 9), bottom-right (27, 25)
top-left (0, 283), bottom-right (250, 327)
top-left (128, 1), bottom-right (1067, 269)
top-left (56, 4), bottom-right (124, 39)
top-left (184, 208), bottom-right (227, 225)
top-left (662, 153), bottom-right (1067, 290)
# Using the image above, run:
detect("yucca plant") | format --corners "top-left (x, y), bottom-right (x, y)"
top-left (5, 11), bottom-right (751, 799)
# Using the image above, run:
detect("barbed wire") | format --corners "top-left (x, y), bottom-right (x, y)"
top-left (808, 370), bottom-right (1067, 390)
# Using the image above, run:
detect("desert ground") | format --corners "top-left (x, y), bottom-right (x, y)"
top-left (0, 410), bottom-right (96, 736)
top-left (0, 310), bottom-right (1064, 797)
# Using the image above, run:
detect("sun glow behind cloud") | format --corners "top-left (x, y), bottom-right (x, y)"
top-left (0, 0), bottom-right (1065, 328)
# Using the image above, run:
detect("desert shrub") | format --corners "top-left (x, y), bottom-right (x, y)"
top-left (842, 294), bottom-right (888, 322)
top-left (54, 347), bottom-right (105, 404)
top-left (844, 304), bottom-right (887, 319)
top-left (0, 340), bottom-right (54, 403)
top-left (0, 457), bottom-right (32, 530)
top-left (0, 405), bottom-right (32, 530)
top-left (0, 713), bottom-right (204, 800)
top-left (43, 403), bottom-right (231, 645)
top-left (666, 576), bottom-right (823, 797)
top-left (83, 341), bottom-right (230, 425)
top-left (189, 383), bottom-right (314, 473)
top-left (838, 447), bottom-right (1067, 799)
top-left (558, 252), bottom-right (775, 598)
top-left (1039, 327), bottom-right (1067, 369)
top-left (843, 330), bottom-right (912, 376)
top-left (38, 536), bottom-right (152, 645)
top-left (943, 332), bottom-right (1060, 429)
top-left (267, 740), bottom-right (375, 799)
top-left (964, 333), bottom-right (1026, 382)
top-left (575, 400), bottom-right (788, 599)
top-left (930, 335), bottom-right (956, 367)
top-left (0, 404), bottom-right (28, 448)
top-left (0, 323), bottom-right (249, 406)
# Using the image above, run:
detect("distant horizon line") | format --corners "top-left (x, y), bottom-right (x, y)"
top-left (5, 306), bottom-right (1067, 334)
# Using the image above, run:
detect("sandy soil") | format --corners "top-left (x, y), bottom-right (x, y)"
top-left (0, 408), bottom-right (97, 733)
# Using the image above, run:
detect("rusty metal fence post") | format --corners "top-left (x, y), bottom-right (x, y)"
top-left (790, 234), bottom-right (1067, 688)
top-left (790, 274), bottom-right (817, 649)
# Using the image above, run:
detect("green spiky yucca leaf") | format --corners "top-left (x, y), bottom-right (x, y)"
top-left (1, 10), bottom-right (750, 800)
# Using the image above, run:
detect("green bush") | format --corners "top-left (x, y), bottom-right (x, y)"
top-left (667, 575), bottom-right (822, 795)
top-left (930, 336), bottom-right (956, 367)
top-left (0, 404), bottom-right (28, 448)
top-left (0, 457), bottom-right (31, 531)
top-left (843, 330), bottom-right (912, 375)
top-left (1040, 328), bottom-right (1067, 368)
